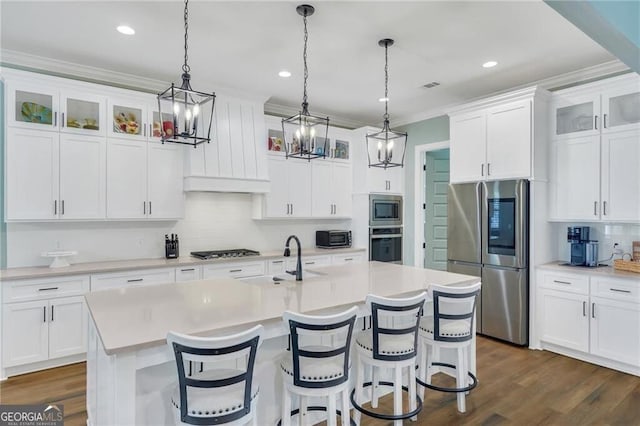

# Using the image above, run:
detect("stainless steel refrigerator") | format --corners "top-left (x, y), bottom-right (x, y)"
top-left (447, 179), bottom-right (529, 345)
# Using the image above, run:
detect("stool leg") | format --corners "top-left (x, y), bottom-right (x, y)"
top-left (427, 344), bottom-right (438, 385)
top-left (327, 391), bottom-right (337, 426)
top-left (341, 388), bottom-right (350, 426)
top-left (353, 353), bottom-right (364, 425)
top-left (282, 382), bottom-right (291, 426)
top-left (418, 339), bottom-right (427, 401)
top-left (393, 365), bottom-right (403, 426)
top-left (456, 347), bottom-right (466, 413)
top-left (409, 361), bottom-right (418, 422)
top-left (300, 396), bottom-right (309, 425)
top-left (371, 365), bottom-right (379, 408)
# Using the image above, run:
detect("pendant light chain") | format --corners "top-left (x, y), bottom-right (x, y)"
top-left (302, 12), bottom-right (309, 109)
top-left (182, 0), bottom-right (190, 74)
top-left (384, 41), bottom-right (389, 121)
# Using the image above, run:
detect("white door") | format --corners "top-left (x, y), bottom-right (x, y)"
top-left (424, 149), bottom-right (450, 270)
top-left (590, 296), bottom-right (640, 367)
top-left (48, 296), bottom-right (87, 359)
top-left (287, 161), bottom-right (312, 217)
top-left (552, 135), bottom-right (601, 220)
top-left (147, 142), bottom-right (184, 219)
top-left (107, 97), bottom-right (147, 140)
top-left (486, 100), bottom-right (531, 180)
top-left (6, 128), bottom-right (59, 220)
top-left (551, 92), bottom-right (600, 139)
top-left (2, 301), bottom-right (49, 367)
top-left (601, 130), bottom-right (640, 222)
top-left (367, 167), bottom-right (390, 193)
top-left (59, 134), bottom-right (106, 219)
top-left (60, 90), bottom-right (106, 137)
top-left (106, 138), bottom-right (147, 218)
top-left (450, 112), bottom-right (486, 182)
top-left (265, 156), bottom-right (289, 217)
top-left (311, 161), bottom-right (332, 217)
top-left (332, 163), bottom-right (353, 217)
top-left (539, 289), bottom-right (589, 352)
top-left (7, 83), bottom-right (59, 131)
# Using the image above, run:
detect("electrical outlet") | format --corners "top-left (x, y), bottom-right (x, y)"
top-left (613, 243), bottom-right (623, 255)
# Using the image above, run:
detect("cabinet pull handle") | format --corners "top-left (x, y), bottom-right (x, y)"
top-left (54, 112), bottom-right (57, 127)
top-left (149, 201), bottom-right (152, 215)
top-left (487, 163), bottom-right (491, 176)
top-left (144, 123), bottom-right (147, 137)
top-left (291, 204), bottom-right (294, 215)
top-left (594, 115), bottom-right (598, 130)
top-left (61, 112), bottom-right (65, 128)
top-left (272, 260), bottom-right (283, 264)
top-left (594, 201), bottom-right (598, 216)
top-left (582, 301), bottom-right (586, 317)
top-left (61, 200), bottom-right (65, 215)
top-left (51, 305), bottom-right (54, 322)
top-left (127, 278), bottom-right (144, 283)
top-left (229, 269), bottom-right (242, 273)
top-left (180, 268), bottom-right (195, 272)
top-left (305, 261), bottom-right (315, 265)
top-left (38, 287), bottom-right (59, 292)
top-left (344, 258), bottom-right (353, 261)
top-left (54, 200), bottom-right (57, 215)
top-left (603, 201), bottom-right (607, 216)
top-left (481, 164), bottom-right (484, 176)
top-left (553, 280), bottom-right (571, 285)
top-left (143, 201), bottom-right (146, 215)
top-left (610, 288), bottom-right (631, 294)
top-left (603, 113), bottom-right (607, 129)
top-left (591, 302), bottom-right (595, 318)
top-left (43, 306), bottom-right (47, 323)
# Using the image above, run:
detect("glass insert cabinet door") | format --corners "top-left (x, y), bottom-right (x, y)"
top-left (61, 92), bottom-right (106, 135)
top-left (9, 85), bottom-right (59, 130)
top-left (604, 89), bottom-right (640, 132)
top-left (333, 139), bottom-right (350, 160)
top-left (553, 93), bottom-right (600, 137)
top-left (108, 98), bottom-right (147, 139)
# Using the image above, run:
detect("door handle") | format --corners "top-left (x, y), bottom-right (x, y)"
top-left (481, 164), bottom-right (484, 176)
top-left (305, 261), bottom-right (315, 265)
top-left (594, 115), bottom-right (598, 130)
top-left (553, 280), bottom-right (571, 285)
top-left (143, 201), bottom-right (146, 215)
top-left (61, 112), bottom-right (65, 128)
top-left (591, 302), bottom-right (595, 318)
top-left (149, 201), bottom-right (152, 215)
top-left (610, 288), bottom-right (631, 294)
top-left (603, 201), bottom-right (607, 216)
top-left (61, 200), bottom-right (65, 215)
top-left (229, 269), bottom-right (243, 273)
top-left (43, 306), bottom-right (47, 323)
top-left (54, 200), bottom-right (57, 215)
top-left (594, 201), bottom-right (598, 216)
top-left (180, 268), bottom-right (195, 272)
top-left (291, 204), bottom-right (294, 215)
top-left (603, 113), bottom-right (607, 129)
top-left (127, 278), bottom-right (144, 283)
top-left (38, 287), bottom-right (59, 292)
top-left (51, 305), bottom-right (54, 322)
top-left (582, 301), bottom-right (586, 317)
top-left (487, 163), bottom-right (491, 176)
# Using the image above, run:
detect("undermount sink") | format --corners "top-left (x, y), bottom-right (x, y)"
top-left (237, 270), bottom-right (326, 285)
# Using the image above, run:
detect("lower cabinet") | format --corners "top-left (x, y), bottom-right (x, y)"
top-left (539, 270), bottom-right (640, 371)
top-left (2, 276), bottom-right (90, 369)
top-left (203, 261), bottom-right (266, 279)
top-left (91, 268), bottom-right (175, 291)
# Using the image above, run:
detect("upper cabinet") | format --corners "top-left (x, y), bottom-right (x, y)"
top-left (549, 74), bottom-right (640, 222)
top-left (7, 82), bottom-right (59, 131)
top-left (448, 87), bottom-right (549, 184)
top-left (107, 97), bottom-right (148, 141)
top-left (60, 91), bottom-right (106, 136)
top-left (351, 126), bottom-right (404, 195)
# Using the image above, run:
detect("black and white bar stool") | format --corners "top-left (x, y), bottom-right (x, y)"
top-left (351, 292), bottom-right (427, 426)
top-left (279, 306), bottom-right (359, 426)
top-left (167, 325), bottom-right (264, 425)
top-left (417, 281), bottom-right (481, 413)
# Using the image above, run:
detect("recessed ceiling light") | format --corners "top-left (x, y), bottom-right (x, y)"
top-left (278, 70), bottom-right (291, 78)
top-left (378, 97), bottom-right (389, 102)
top-left (482, 61), bottom-right (498, 68)
top-left (117, 25), bottom-right (135, 35)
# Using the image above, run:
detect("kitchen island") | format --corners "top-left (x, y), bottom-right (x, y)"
top-left (85, 261), bottom-right (479, 425)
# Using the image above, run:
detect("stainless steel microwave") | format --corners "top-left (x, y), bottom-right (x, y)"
top-left (369, 194), bottom-right (402, 226)
top-left (316, 230), bottom-right (352, 248)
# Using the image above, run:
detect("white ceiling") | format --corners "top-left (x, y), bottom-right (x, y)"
top-left (0, 1), bottom-right (617, 127)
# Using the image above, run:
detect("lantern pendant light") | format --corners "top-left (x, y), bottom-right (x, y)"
top-left (367, 39), bottom-right (407, 169)
top-left (157, 0), bottom-right (215, 147)
top-left (282, 4), bottom-right (330, 161)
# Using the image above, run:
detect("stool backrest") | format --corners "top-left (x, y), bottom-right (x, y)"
top-left (430, 281), bottom-right (481, 343)
top-left (283, 306), bottom-right (358, 389)
top-left (366, 292), bottom-right (427, 361)
top-left (167, 325), bottom-right (263, 425)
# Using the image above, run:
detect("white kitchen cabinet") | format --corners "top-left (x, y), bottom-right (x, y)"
top-left (6, 80), bottom-right (59, 131)
top-left (449, 89), bottom-right (547, 184)
top-left (267, 259), bottom-right (287, 275)
top-left (312, 161), bottom-right (352, 217)
top-left (539, 270), bottom-right (640, 372)
top-left (91, 268), bottom-right (175, 291)
top-left (60, 90), bottom-right (107, 136)
top-left (107, 96), bottom-right (148, 141)
top-left (601, 83), bottom-right (640, 133)
top-left (175, 266), bottom-right (203, 282)
top-left (367, 164), bottom-right (404, 194)
top-left (331, 253), bottom-right (365, 264)
top-left (258, 156), bottom-right (311, 218)
top-left (551, 92), bottom-right (600, 138)
top-left (600, 130), bottom-right (640, 221)
top-left (183, 95), bottom-right (269, 193)
top-left (2, 275), bottom-right (90, 369)
top-left (106, 139), bottom-right (184, 219)
top-left (202, 261), bottom-right (266, 279)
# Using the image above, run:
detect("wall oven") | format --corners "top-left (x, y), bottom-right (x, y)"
top-left (369, 194), bottom-right (402, 226)
top-left (369, 227), bottom-right (403, 264)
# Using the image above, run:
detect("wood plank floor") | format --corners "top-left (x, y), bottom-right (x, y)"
top-left (1, 336), bottom-right (639, 425)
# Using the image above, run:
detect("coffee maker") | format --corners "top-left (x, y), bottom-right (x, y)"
top-left (567, 226), bottom-right (598, 267)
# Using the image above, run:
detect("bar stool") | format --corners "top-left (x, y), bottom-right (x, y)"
top-left (351, 292), bottom-right (426, 426)
top-left (417, 281), bottom-right (481, 413)
top-left (279, 306), bottom-right (359, 426)
top-left (167, 325), bottom-right (264, 425)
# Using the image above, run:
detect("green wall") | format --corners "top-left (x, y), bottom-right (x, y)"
top-left (398, 115), bottom-right (449, 266)
top-left (0, 81), bottom-right (5, 268)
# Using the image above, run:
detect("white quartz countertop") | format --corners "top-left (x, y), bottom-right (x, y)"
top-left (539, 261), bottom-right (640, 281)
top-left (85, 261), bottom-right (479, 355)
top-left (0, 247), bottom-right (365, 281)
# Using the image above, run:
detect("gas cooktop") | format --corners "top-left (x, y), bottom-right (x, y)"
top-left (190, 249), bottom-right (261, 260)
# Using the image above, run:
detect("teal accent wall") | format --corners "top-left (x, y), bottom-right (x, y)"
top-left (0, 81), bottom-right (5, 268)
top-left (589, 1), bottom-right (640, 47)
top-left (398, 115), bottom-right (449, 266)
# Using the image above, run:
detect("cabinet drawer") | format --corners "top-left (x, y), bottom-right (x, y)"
top-left (286, 255), bottom-right (332, 271)
top-left (175, 266), bottom-right (202, 282)
top-left (3, 275), bottom-right (90, 303)
top-left (591, 277), bottom-right (640, 302)
top-left (267, 259), bottom-right (287, 275)
top-left (91, 268), bottom-right (175, 291)
top-left (542, 272), bottom-right (589, 295)
top-left (332, 253), bottom-right (365, 264)
top-left (203, 261), bottom-right (266, 279)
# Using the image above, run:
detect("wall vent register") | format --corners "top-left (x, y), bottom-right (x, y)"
top-left (190, 249), bottom-right (260, 260)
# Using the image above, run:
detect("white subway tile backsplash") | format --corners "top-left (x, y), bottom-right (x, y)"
top-left (553, 222), bottom-right (640, 264)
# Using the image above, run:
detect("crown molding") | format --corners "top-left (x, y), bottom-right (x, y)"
top-left (394, 59), bottom-right (630, 126)
top-left (264, 102), bottom-right (368, 130)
